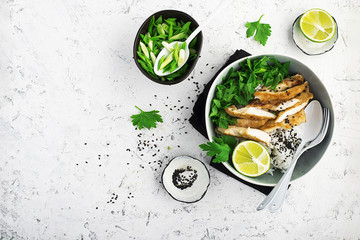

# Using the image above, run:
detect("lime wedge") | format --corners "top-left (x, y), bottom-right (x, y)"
top-left (300, 8), bottom-right (336, 43)
top-left (232, 141), bottom-right (270, 177)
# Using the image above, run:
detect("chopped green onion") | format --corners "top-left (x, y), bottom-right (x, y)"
top-left (139, 41), bottom-right (149, 58)
top-left (173, 42), bottom-right (179, 62)
top-left (178, 49), bottom-right (186, 66)
top-left (159, 52), bottom-right (173, 70)
top-left (150, 52), bottom-right (156, 64)
top-left (162, 23), bottom-right (169, 33)
top-left (169, 32), bottom-right (187, 41)
top-left (162, 41), bottom-right (173, 52)
top-left (157, 24), bottom-right (165, 35)
top-left (158, 55), bottom-right (166, 71)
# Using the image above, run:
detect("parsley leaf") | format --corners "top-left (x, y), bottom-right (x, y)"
top-left (245, 15), bottom-right (271, 46)
top-left (199, 135), bottom-right (237, 163)
top-left (131, 106), bottom-right (163, 130)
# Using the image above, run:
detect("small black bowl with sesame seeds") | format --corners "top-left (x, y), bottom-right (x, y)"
top-left (133, 10), bottom-right (203, 85)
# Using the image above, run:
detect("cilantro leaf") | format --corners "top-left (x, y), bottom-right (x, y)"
top-left (199, 135), bottom-right (237, 163)
top-left (131, 106), bottom-right (163, 130)
top-left (245, 15), bottom-right (271, 46)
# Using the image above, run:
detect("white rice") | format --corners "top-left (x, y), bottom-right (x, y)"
top-left (267, 125), bottom-right (303, 173)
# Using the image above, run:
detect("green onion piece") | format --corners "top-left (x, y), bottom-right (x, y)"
top-left (168, 24), bottom-right (173, 38)
top-left (180, 42), bottom-right (186, 50)
top-left (146, 33), bottom-right (153, 51)
top-left (173, 42), bottom-right (179, 62)
top-left (169, 32), bottom-right (187, 41)
top-left (169, 59), bottom-right (178, 73)
top-left (158, 55), bottom-right (166, 70)
top-left (150, 52), bottom-right (156, 64)
top-left (159, 52), bottom-right (173, 70)
top-left (148, 39), bottom-right (153, 51)
top-left (157, 24), bottom-right (165, 35)
top-left (178, 49), bottom-right (186, 66)
top-left (139, 41), bottom-right (149, 58)
top-left (162, 41), bottom-right (173, 52)
top-left (162, 23), bottom-right (169, 33)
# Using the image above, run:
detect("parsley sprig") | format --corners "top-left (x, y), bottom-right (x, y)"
top-left (199, 135), bottom-right (237, 163)
top-left (209, 56), bottom-right (290, 129)
top-left (131, 106), bottom-right (163, 130)
top-left (245, 15), bottom-right (272, 46)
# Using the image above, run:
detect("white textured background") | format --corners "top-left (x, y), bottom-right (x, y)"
top-left (1, 0), bottom-right (360, 239)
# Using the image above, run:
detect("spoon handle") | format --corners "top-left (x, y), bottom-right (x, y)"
top-left (268, 141), bottom-right (314, 212)
top-left (257, 142), bottom-right (306, 212)
top-left (185, 0), bottom-right (234, 45)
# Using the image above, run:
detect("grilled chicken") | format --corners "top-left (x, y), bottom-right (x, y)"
top-left (275, 89), bottom-right (313, 123)
top-left (235, 118), bottom-right (268, 128)
top-left (260, 109), bottom-right (306, 133)
top-left (225, 105), bottom-right (276, 120)
top-left (257, 74), bottom-right (304, 93)
top-left (247, 98), bottom-right (300, 111)
top-left (216, 126), bottom-right (271, 145)
top-left (254, 81), bottom-right (309, 102)
top-left (217, 74), bottom-right (312, 144)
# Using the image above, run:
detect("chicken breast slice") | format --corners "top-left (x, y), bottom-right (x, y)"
top-left (257, 74), bottom-right (304, 93)
top-left (225, 105), bottom-right (276, 120)
top-left (254, 81), bottom-right (309, 102)
top-left (275, 89), bottom-right (313, 123)
top-left (260, 109), bottom-right (306, 133)
top-left (216, 126), bottom-right (271, 145)
top-left (235, 118), bottom-right (268, 128)
top-left (247, 98), bottom-right (300, 111)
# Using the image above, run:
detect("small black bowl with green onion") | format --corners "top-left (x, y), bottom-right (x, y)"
top-left (133, 10), bottom-right (203, 85)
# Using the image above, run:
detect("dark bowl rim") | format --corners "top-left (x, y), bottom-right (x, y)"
top-left (133, 9), bottom-right (203, 85)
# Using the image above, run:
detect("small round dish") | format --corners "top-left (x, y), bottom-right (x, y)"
top-left (204, 54), bottom-right (334, 186)
top-left (162, 155), bottom-right (210, 203)
top-left (133, 10), bottom-right (203, 85)
top-left (292, 14), bottom-right (338, 56)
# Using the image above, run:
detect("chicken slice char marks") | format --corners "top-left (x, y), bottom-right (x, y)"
top-left (254, 81), bottom-right (309, 102)
top-left (260, 109), bottom-right (306, 133)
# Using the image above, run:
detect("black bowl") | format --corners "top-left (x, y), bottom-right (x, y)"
top-left (133, 10), bottom-right (203, 85)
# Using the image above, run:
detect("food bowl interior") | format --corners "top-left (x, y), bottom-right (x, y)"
top-left (205, 54), bottom-right (334, 186)
top-left (133, 10), bottom-right (203, 85)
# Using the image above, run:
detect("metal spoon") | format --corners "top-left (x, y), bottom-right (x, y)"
top-left (153, 0), bottom-right (233, 77)
top-left (257, 100), bottom-right (326, 212)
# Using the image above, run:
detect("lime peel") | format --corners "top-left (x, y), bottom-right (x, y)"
top-left (300, 8), bottom-right (336, 43)
top-left (232, 141), bottom-right (270, 177)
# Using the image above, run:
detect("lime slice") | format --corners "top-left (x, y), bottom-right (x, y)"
top-left (300, 8), bottom-right (336, 43)
top-left (232, 141), bottom-right (270, 177)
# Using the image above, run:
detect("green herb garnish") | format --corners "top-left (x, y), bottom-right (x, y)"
top-left (137, 16), bottom-right (198, 81)
top-left (131, 106), bottom-right (163, 130)
top-left (209, 56), bottom-right (290, 128)
top-left (199, 135), bottom-right (237, 163)
top-left (245, 15), bottom-right (272, 46)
